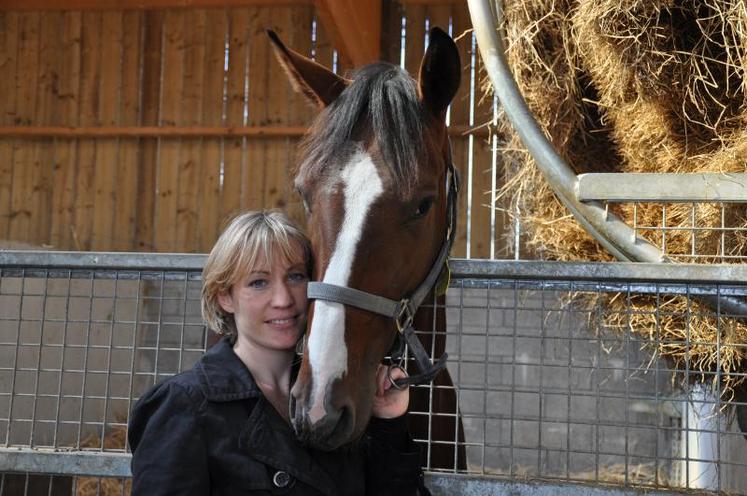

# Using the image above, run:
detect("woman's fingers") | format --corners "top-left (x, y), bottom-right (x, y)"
top-left (375, 364), bottom-right (388, 396)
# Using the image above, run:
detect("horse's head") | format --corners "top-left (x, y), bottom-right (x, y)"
top-left (269, 28), bottom-right (460, 450)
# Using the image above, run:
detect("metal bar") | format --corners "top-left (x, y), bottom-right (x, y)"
top-left (576, 173), bottom-right (747, 202)
top-left (425, 473), bottom-right (679, 496)
top-left (5, 252), bottom-right (747, 285)
top-left (0, 449), bottom-right (131, 477)
top-left (0, 251), bottom-right (207, 271)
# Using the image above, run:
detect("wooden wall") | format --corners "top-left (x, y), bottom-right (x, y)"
top-left (0, 1), bottom-right (506, 258)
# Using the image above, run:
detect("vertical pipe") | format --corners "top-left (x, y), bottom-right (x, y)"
top-left (681, 383), bottom-right (719, 490)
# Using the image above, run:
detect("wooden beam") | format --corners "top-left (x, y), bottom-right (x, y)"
top-left (313, 0), bottom-right (380, 66)
top-left (0, 0), bottom-right (310, 10)
top-left (0, 124), bottom-right (488, 138)
top-left (0, 126), bottom-right (309, 137)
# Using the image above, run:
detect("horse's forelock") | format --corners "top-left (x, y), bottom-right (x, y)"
top-left (296, 63), bottom-right (426, 196)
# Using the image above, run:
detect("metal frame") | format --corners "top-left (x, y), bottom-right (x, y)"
top-left (2, 252), bottom-right (746, 494)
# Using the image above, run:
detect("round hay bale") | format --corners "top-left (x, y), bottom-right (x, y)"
top-left (493, 0), bottom-right (747, 398)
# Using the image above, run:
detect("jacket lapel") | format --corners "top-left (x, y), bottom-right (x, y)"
top-left (240, 398), bottom-right (338, 496)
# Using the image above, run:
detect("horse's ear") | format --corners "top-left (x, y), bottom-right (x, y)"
top-left (419, 27), bottom-right (461, 119)
top-left (267, 30), bottom-right (350, 108)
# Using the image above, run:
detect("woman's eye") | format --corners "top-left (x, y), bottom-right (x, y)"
top-left (248, 279), bottom-right (269, 289)
top-left (414, 197), bottom-right (435, 218)
top-left (288, 272), bottom-right (308, 284)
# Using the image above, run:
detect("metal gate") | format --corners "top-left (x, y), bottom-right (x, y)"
top-left (1, 252), bottom-right (746, 495)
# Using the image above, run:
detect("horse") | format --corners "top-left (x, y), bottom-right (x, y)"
top-left (268, 27), bottom-right (466, 469)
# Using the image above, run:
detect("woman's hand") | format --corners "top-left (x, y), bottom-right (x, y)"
top-left (371, 364), bottom-right (409, 419)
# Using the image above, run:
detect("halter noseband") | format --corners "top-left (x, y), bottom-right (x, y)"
top-left (307, 152), bottom-right (459, 388)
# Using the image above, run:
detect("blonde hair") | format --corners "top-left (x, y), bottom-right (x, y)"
top-left (201, 210), bottom-right (312, 338)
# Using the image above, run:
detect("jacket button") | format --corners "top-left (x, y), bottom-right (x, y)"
top-left (272, 470), bottom-right (292, 488)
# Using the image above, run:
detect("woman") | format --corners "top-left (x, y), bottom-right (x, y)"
top-left (128, 210), bottom-right (425, 495)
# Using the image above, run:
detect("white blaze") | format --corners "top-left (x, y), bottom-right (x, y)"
top-left (306, 151), bottom-right (384, 424)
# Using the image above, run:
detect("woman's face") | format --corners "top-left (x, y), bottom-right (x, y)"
top-left (218, 242), bottom-right (308, 352)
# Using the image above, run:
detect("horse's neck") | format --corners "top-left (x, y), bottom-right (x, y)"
top-left (413, 292), bottom-right (446, 357)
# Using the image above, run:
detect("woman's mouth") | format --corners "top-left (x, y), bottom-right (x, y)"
top-left (266, 315), bottom-right (299, 327)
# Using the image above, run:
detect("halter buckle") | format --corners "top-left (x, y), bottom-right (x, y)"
top-left (394, 299), bottom-right (414, 334)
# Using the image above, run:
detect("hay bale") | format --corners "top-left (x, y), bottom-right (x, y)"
top-left (493, 0), bottom-right (747, 397)
top-left (75, 424), bottom-right (130, 496)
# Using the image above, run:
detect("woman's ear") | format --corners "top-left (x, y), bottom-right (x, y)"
top-left (217, 291), bottom-right (235, 314)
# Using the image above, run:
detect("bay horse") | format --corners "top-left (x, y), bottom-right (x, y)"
top-left (268, 27), bottom-right (465, 469)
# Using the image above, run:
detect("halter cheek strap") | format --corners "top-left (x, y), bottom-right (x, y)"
top-left (306, 158), bottom-right (459, 388)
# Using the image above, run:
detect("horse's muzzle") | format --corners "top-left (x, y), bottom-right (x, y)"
top-left (289, 384), bottom-right (355, 451)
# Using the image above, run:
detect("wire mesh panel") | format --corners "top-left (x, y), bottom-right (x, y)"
top-left (626, 202), bottom-right (747, 263)
top-left (435, 262), bottom-right (747, 494)
top-left (1, 253), bottom-right (747, 495)
top-left (0, 257), bottom-right (207, 496)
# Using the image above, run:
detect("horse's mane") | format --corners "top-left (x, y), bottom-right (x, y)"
top-left (297, 62), bottom-right (425, 194)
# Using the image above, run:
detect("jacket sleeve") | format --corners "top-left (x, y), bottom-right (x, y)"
top-left (128, 382), bottom-right (210, 495)
top-left (364, 414), bottom-right (427, 496)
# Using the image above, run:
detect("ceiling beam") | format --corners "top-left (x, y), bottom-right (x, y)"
top-left (0, 0), bottom-right (310, 10)
top-left (313, 0), bottom-right (381, 67)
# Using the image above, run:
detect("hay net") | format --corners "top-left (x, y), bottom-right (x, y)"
top-left (491, 0), bottom-right (747, 399)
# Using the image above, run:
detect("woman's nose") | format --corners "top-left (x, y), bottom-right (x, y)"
top-left (271, 282), bottom-right (294, 307)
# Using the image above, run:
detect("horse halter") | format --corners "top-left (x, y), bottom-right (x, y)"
top-left (307, 148), bottom-right (459, 389)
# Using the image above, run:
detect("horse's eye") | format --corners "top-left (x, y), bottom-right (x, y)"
top-left (414, 196), bottom-right (435, 219)
top-left (297, 188), bottom-right (312, 214)
top-left (302, 196), bottom-right (312, 215)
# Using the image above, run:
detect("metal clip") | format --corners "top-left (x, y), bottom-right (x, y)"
top-left (394, 299), bottom-right (414, 334)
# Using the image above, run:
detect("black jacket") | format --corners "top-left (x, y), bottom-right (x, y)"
top-left (128, 338), bottom-right (425, 495)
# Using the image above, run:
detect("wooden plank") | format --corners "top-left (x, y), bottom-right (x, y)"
top-left (0, 0), bottom-right (312, 10)
top-left (112, 10), bottom-right (143, 251)
top-left (426, 2), bottom-right (451, 35)
top-left (0, 12), bottom-right (20, 241)
top-left (91, 11), bottom-right (122, 251)
top-left (135, 10), bottom-right (163, 252)
top-left (469, 23), bottom-right (497, 259)
top-left (446, 5), bottom-right (472, 258)
top-left (9, 13), bottom-right (40, 244)
top-left (73, 10), bottom-right (101, 251)
top-left (313, 0), bottom-right (380, 66)
top-left (403, 1), bottom-right (425, 76)
top-left (0, 124), bottom-right (481, 138)
top-left (197, 9), bottom-right (227, 252)
top-left (30, 12), bottom-right (63, 246)
top-left (312, 4), bottom-right (338, 71)
top-left (289, 5), bottom-right (315, 131)
top-left (380, 0), bottom-right (403, 64)
top-left (244, 6), bottom-right (268, 213)
top-left (49, 11), bottom-right (81, 250)
top-left (260, 6), bottom-right (295, 212)
top-left (284, 3), bottom-right (314, 227)
top-left (153, 9), bottom-right (185, 252)
top-left (0, 125), bottom-right (308, 137)
top-left (220, 7), bottom-right (249, 223)
top-left (174, 8), bottom-right (206, 253)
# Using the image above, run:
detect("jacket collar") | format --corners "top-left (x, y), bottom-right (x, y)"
top-left (195, 338), bottom-right (263, 402)
top-left (240, 398), bottom-right (340, 496)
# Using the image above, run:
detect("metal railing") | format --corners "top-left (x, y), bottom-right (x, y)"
top-left (1, 252), bottom-right (746, 495)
